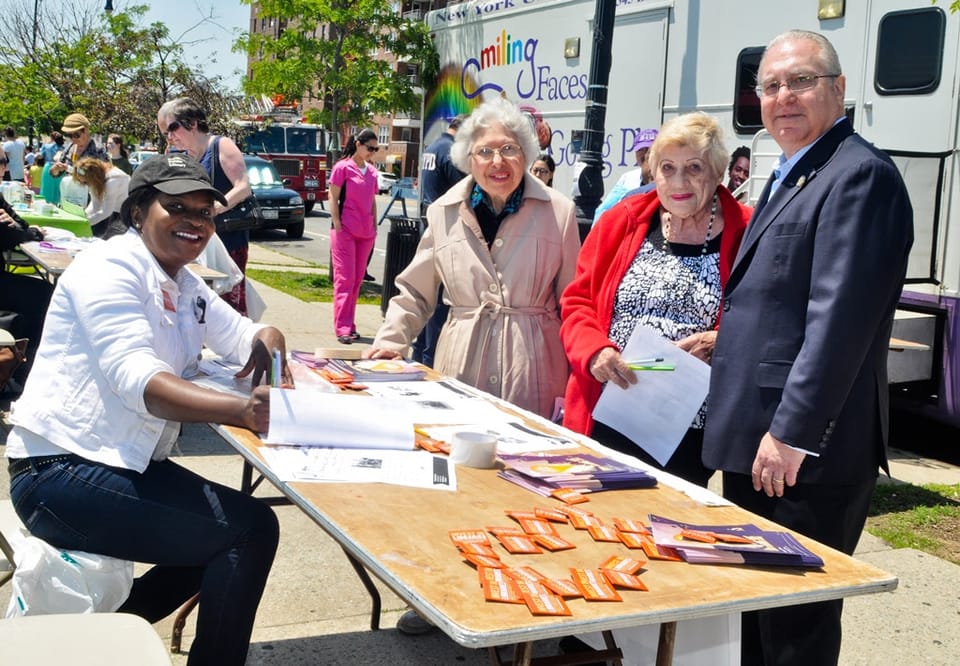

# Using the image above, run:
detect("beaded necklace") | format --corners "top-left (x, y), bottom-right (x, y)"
top-left (661, 192), bottom-right (718, 255)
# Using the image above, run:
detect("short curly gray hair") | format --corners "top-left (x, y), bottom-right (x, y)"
top-left (450, 97), bottom-right (540, 173)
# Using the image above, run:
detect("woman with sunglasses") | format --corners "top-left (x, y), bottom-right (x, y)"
top-left (327, 129), bottom-right (380, 344)
top-left (48, 112), bottom-right (106, 178)
top-left (530, 153), bottom-right (555, 187)
top-left (157, 97), bottom-right (253, 316)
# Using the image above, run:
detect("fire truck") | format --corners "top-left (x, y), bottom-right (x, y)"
top-left (234, 110), bottom-right (328, 214)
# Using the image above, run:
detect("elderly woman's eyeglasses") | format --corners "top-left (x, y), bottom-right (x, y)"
top-left (473, 143), bottom-right (522, 162)
top-left (162, 120), bottom-right (184, 135)
top-left (755, 73), bottom-right (839, 98)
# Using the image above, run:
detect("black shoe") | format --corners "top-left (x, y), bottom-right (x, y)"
top-left (349, 331), bottom-right (361, 341)
top-left (363, 272), bottom-right (375, 282)
top-left (337, 335), bottom-right (353, 345)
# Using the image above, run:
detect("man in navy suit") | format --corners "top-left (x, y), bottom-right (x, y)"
top-left (703, 30), bottom-right (913, 665)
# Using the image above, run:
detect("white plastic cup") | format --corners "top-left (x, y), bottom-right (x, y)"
top-left (449, 431), bottom-right (498, 469)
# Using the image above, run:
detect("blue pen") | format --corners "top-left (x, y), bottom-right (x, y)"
top-left (272, 348), bottom-right (283, 387)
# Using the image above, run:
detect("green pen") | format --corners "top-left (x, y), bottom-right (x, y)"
top-left (627, 363), bottom-right (675, 371)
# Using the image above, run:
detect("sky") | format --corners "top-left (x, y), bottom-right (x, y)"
top-left (138, 0), bottom-right (250, 91)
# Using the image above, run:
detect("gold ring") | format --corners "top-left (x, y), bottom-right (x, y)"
top-left (773, 478), bottom-right (785, 484)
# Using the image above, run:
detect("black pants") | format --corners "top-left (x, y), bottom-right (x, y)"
top-left (590, 421), bottom-right (713, 487)
top-left (723, 472), bottom-right (876, 666)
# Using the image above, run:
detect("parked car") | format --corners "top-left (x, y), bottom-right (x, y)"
top-left (244, 155), bottom-right (306, 238)
top-left (129, 150), bottom-right (158, 169)
top-left (377, 170), bottom-right (399, 194)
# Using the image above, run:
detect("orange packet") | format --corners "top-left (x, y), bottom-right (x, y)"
top-left (618, 531), bottom-right (647, 549)
top-left (463, 553), bottom-right (505, 568)
top-left (551, 487), bottom-right (589, 504)
top-left (600, 555), bottom-right (646, 575)
top-left (542, 578), bottom-right (583, 598)
top-left (570, 568), bottom-right (623, 601)
top-left (496, 534), bottom-right (543, 554)
top-left (640, 536), bottom-right (684, 562)
top-left (514, 579), bottom-right (572, 616)
top-left (479, 566), bottom-right (525, 604)
top-left (587, 525), bottom-right (621, 542)
top-left (487, 526), bottom-right (527, 537)
top-left (710, 532), bottom-right (756, 544)
top-left (449, 529), bottom-right (491, 547)
top-left (518, 518), bottom-right (559, 536)
top-left (505, 510), bottom-right (540, 521)
top-left (532, 534), bottom-right (577, 551)
top-left (416, 438), bottom-right (443, 453)
top-left (680, 529), bottom-right (718, 543)
top-left (613, 518), bottom-right (651, 534)
top-left (601, 569), bottom-right (649, 591)
top-left (556, 504), bottom-right (596, 518)
top-left (458, 542), bottom-right (499, 557)
top-left (534, 507), bottom-right (570, 522)
top-left (568, 512), bottom-right (603, 530)
top-left (503, 566), bottom-right (549, 585)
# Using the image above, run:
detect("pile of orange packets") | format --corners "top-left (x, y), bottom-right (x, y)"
top-left (449, 505), bottom-right (683, 617)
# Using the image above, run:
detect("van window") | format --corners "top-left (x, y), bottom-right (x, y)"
top-left (875, 8), bottom-right (945, 95)
top-left (733, 47), bottom-right (764, 134)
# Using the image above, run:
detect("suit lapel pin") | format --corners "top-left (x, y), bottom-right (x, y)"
top-left (796, 175), bottom-right (807, 189)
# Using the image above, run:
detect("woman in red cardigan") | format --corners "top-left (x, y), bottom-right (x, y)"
top-left (560, 112), bottom-right (752, 486)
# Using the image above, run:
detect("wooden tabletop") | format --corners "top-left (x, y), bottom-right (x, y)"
top-left (19, 241), bottom-right (227, 285)
top-left (214, 421), bottom-right (897, 650)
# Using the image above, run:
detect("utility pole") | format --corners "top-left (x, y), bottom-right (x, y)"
top-left (29, 0), bottom-right (40, 150)
top-left (572, 0), bottom-right (616, 241)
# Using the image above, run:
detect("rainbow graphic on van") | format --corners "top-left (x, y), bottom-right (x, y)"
top-left (423, 64), bottom-right (480, 143)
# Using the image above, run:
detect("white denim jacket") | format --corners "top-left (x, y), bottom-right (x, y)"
top-left (7, 230), bottom-right (264, 471)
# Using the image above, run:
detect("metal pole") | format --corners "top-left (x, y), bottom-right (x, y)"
top-left (573, 0), bottom-right (616, 240)
top-left (29, 0), bottom-right (40, 150)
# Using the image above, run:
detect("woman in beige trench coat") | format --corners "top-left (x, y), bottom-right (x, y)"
top-left (365, 97), bottom-right (580, 419)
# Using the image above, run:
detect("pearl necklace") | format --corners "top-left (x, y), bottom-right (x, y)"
top-left (661, 193), bottom-right (718, 255)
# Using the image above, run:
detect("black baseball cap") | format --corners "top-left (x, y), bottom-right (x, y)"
top-left (128, 153), bottom-right (227, 204)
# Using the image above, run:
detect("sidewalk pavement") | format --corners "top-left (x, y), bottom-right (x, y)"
top-left (2, 243), bottom-right (959, 664)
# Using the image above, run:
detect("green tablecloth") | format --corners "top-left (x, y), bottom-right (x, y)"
top-left (18, 206), bottom-right (92, 238)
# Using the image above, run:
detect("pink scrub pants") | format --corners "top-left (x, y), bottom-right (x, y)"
top-left (330, 227), bottom-right (376, 337)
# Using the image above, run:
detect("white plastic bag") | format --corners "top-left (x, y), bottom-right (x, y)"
top-left (5, 532), bottom-right (134, 617)
top-left (245, 280), bottom-right (266, 322)
top-left (197, 233), bottom-right (244, 295)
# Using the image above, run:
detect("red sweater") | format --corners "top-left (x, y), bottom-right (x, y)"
top-left (559, 186), bottom-right (752, 435)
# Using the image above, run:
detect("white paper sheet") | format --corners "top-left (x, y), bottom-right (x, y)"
top-left (592, 325), bottom-right (711, 465)
top-left (419, 423), bottom-right (580, 455)
top-left (264, 390), bottom-right (416, 449)
top-left (362, 380), bottom-right (510, 424)
top-left (259, 446), bottom-right (457, 490)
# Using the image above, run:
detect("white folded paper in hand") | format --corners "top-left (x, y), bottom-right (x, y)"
top-left (264, 389), bottom-right (416, 449)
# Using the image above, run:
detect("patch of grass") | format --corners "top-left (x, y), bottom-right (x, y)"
top-left (247, 268), bottom-right (381, 305)
top-left (865, 482), bottom-right (960, 564)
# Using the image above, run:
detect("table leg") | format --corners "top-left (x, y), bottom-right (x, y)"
top-left (488, 635), bottom-right (622, 665)
top-left (655, 621), bottom-right (677, 666)
top-left (343, 547), bottom-right (382, 631)
top-left (241, 460), bottom-right (255, 494)
top-left (512, 641), bottom-right (534, 666)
